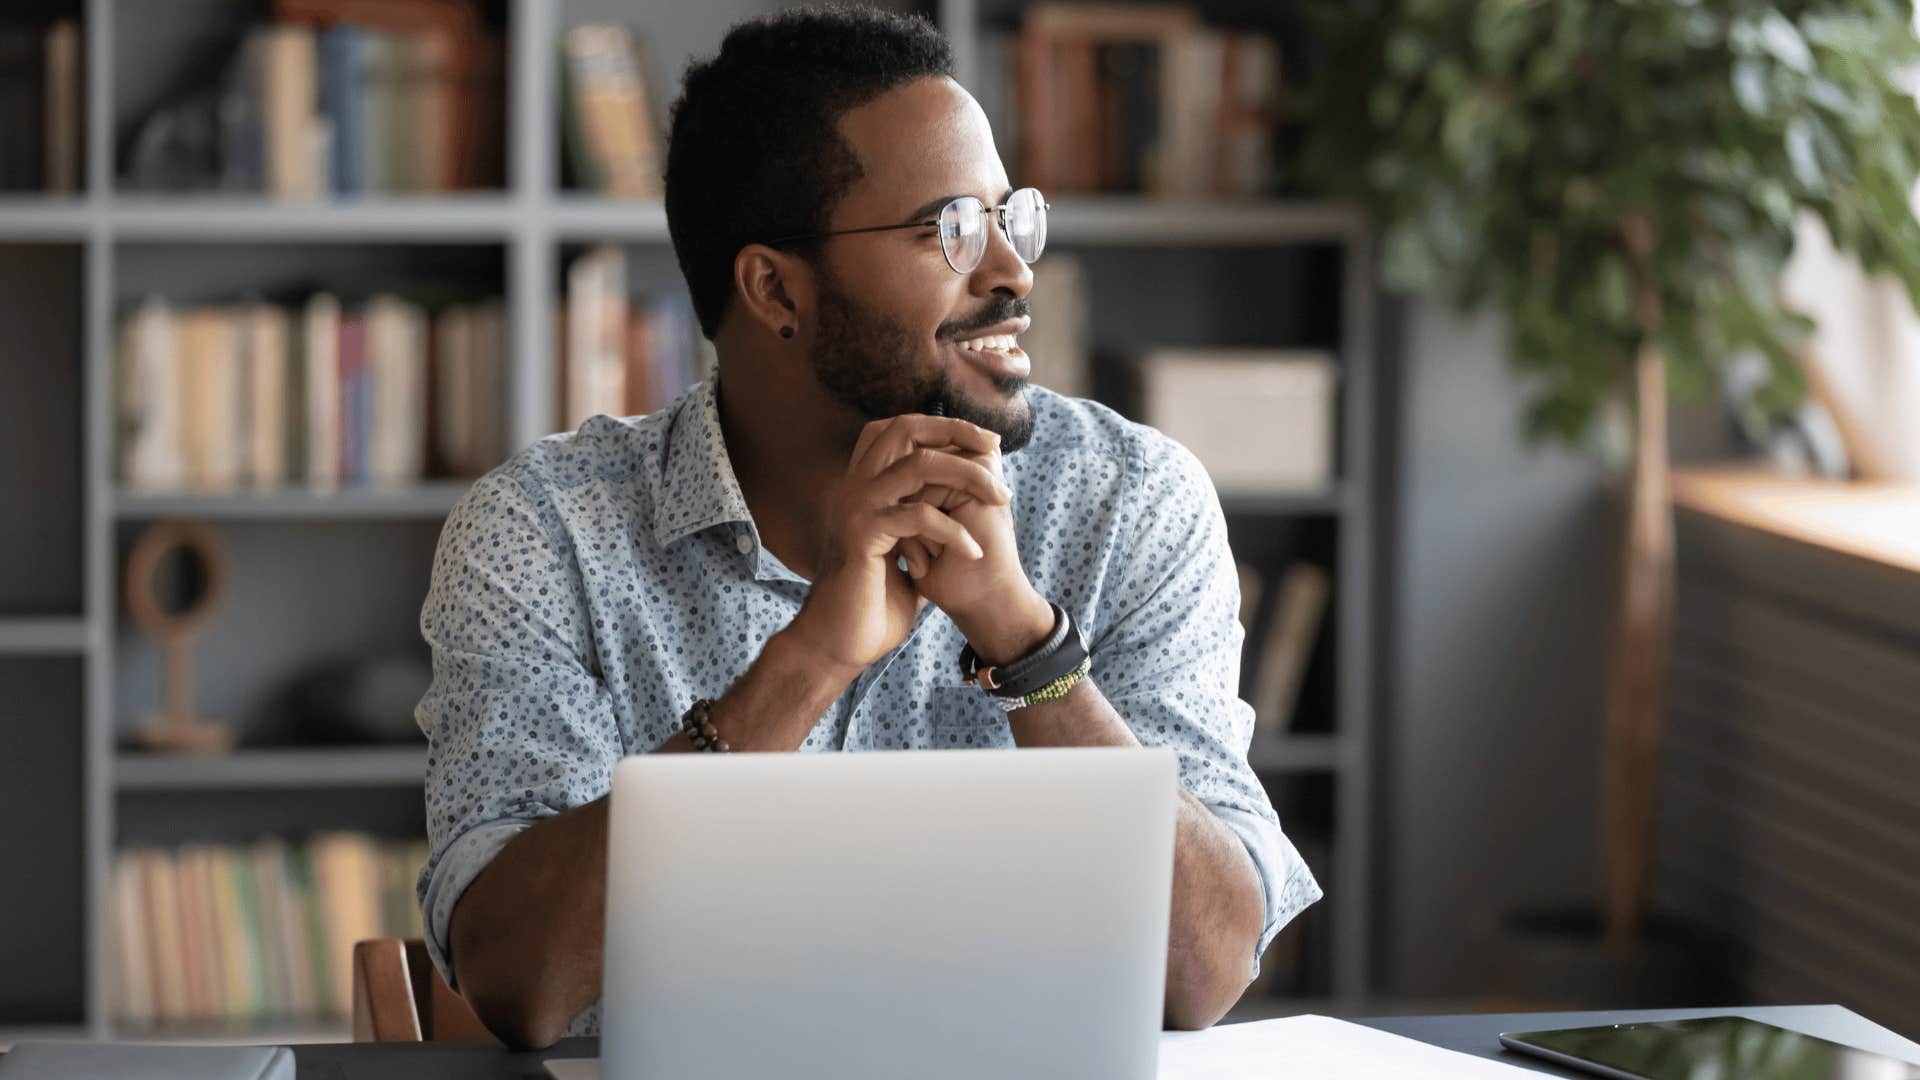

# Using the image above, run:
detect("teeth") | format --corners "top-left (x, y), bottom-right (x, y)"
top-left (958, 334), bottom-right (1017, 352)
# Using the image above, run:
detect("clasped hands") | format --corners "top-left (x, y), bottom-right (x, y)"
top-left (785, 413), bottom-right (1056, 677)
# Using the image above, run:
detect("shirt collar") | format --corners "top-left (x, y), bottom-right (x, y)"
top-left (652, 377), bottom-right (756, 549)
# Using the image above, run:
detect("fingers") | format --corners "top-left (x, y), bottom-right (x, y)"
top-left (871, 448), bottom-right (1007, 509)
top-left (894, 537), bottom-right (937, 579)
top-left (852, 414), bottom-right (1002, 477)
top-left (867, 503), bottom-right (983, 561)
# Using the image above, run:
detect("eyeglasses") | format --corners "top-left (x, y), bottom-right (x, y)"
top-left (766, 187), bottom-right (1050, 274)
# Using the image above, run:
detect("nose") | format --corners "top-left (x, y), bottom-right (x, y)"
top-left (968, 208), bottom-right (1033, 300)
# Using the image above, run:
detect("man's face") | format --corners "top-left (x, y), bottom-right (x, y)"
top-left (806, 76), bottom-right (1037, 451)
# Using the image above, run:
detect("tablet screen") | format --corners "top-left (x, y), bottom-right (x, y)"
top-left (1501, 1016), bottom-right (1920, 1079)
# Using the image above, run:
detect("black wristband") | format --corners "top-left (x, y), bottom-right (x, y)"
top-left (959, 603), bottom-right (1088, 699)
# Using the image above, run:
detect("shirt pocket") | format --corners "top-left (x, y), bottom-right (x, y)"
top-left (927, 686), bottom-right (1015, 749)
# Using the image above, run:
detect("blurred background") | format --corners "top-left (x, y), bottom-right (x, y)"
top-left (1, 0), bottom-right (1917, 1050)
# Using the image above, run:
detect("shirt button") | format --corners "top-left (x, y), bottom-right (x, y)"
top-left (736, 534), bottom-right (754, 555)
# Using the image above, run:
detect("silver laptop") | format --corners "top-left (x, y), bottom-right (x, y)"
top-left (551, 746), bottom-right (1177, 1080)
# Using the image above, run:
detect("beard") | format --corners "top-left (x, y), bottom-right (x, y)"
top-left (809, 270), bottom-right (1036, 452)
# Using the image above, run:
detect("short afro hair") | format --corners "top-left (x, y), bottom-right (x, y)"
top-left (664, 5), bottom-right (954, 339)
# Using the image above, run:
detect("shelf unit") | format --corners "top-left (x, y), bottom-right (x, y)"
top-left (0, 0), bottom-right (1378, 1037)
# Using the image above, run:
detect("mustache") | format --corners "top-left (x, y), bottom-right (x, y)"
top-left (937, 296), bottom-right (1032, 340)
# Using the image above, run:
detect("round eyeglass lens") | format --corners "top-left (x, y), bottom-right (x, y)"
top-left (1006, 188), bottom-right (1047, 262)
top-left (938, 196), bottom-right (989, 273)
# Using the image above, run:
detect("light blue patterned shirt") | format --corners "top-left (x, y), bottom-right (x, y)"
top-left (415, 378), bottom-right (1322, 1034)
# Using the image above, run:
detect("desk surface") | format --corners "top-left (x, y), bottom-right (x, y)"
top-left (273, 1004), bottom-right (1917, 1079)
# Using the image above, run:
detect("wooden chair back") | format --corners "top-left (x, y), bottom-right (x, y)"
top-left (351, 938), bottom-right (494, 1043)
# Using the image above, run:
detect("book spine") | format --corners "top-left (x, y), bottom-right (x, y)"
top-left (43, 20), bottom-right (79, 193)
top-left (318, 26), bottom-right (366, 196)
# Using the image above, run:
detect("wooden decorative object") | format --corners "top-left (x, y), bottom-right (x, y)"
top-left (125, 519), bottom-right (233, 755)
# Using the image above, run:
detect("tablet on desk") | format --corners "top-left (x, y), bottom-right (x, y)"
top-left (1499, 1016), bottom-right (1920, 1079)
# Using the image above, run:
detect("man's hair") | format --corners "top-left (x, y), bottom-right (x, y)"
top-left (664, 5), bottom-right (954, 339)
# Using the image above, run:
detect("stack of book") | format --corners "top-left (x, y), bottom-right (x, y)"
top-left (124, 0), bottom-right (505, 197)
top-left (560, 24), bottom-right (664, 199)
top-left (109, 834), bottom-right (430, 1029)
top-left (1238, 562), bottom-right (1331, 737)
top-left (977, 3), bottom-right (1287, 197)
top-left (558, 247), bottom-right (714, 430)
top-left (0, 18), bottom-right (80, 192)
top-left (117, 294), bottom-right (507, 493)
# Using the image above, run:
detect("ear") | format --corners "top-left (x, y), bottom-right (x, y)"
top-left (732, 244), bottom-right (816, 341)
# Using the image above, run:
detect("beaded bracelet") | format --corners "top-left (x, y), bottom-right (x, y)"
top-left (987, 656), bottom-right (1092, 713)
top-left (679, 698), bottom-right (732, 752)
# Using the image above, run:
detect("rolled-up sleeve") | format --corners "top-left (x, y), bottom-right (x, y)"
top-left (414, 469), bottom-right (623, 990)
top-left (1090, 435), bottom-right (1323, 978)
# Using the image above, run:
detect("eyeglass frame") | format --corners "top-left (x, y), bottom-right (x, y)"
top-left (761, 188), bottom-right (1051, 275)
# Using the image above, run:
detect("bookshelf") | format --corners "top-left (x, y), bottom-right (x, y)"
top-left (0, 0), bottom-right (1380, 1038)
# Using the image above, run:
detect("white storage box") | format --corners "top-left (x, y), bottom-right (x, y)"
top-left (1140, 349), bottom-right (1338, 496)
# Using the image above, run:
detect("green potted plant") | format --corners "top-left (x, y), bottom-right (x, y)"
top-left (1307, 0), bottom-right (1920, 993)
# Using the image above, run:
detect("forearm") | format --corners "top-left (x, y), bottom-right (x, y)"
top-left (1010, 680), bottom-right (1264, 1030)
top-left (450, 796), bottom-right (609, 1049)
top-left (451, 627), bottom-right (859, 1047)
top-left (656, 627), bottom-right (860, 753)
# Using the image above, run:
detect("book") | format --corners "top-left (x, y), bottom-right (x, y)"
top-left (285, 842), bottom-right (333, 1018)
top-left (247, 839), bottom-right (292, 1019)
top-left (408, 30), bottom-right (458, 191)
top-left (113, 835), bottom-right (432, 1027)
top-left (303, 293), bottom-right (343, 490)
top-left (121, 291), bottom-right (504, 495)
top-left (110, 852), bottom-right (154, 1028)
top-left (316, 25), bottom-right (367, 196)
top-left (120, 298), bottom-right (185, 490)
top-left (207, 846), bottom-right (255, 1020)
top-left (1004, 6), bottom-right (1282, 198)
top-left (140, 849), bottom-right (188, 1024)
top-left (245, 303), bottom-right (292, 487)
top-left (43, 19), bottom-right (80, 193)
top-left (181, 309), bottom-right (244, 493)
top-left (1252, 563), bottom-right (1330, 735)
top-left (562, 25), bottom-right (664, 198)
top-left (311, 833), bottom-right (385, 1017)
top-left (1217, 33), bottom-right (1281, 198)
top-left (361, 30), bottom-right (405, 192)
top-left (366, 295), bottom-right (429, 485)
top-left (564, 246), bottom-right (629, 429)
top-left (337, 308), bottom-right (368, 484)
top-left (266, 24), bottom-right (321, 199)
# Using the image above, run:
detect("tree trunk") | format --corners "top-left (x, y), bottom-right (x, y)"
top-left (1602, 344), bottom-right (1675, 946)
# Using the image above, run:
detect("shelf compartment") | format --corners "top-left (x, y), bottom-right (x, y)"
top-left (114, 519), bottom-right (439, 749)
top-left (0, 657), bottom-right (88, 1025)
top-left (116, 746), bottom-right (425, 791)
top-left (0, 242), bottom-right (85, 617)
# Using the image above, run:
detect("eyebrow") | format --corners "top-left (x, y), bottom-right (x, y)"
top-left (900, 187), bottom-right (1016, 224)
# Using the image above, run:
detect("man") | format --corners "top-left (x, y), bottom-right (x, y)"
top-left (416, 5), bottom-right (1320, 1050)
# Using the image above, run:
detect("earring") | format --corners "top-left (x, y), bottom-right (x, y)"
top-left (779, 325), bottom-right (795, 339)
